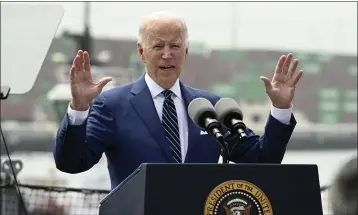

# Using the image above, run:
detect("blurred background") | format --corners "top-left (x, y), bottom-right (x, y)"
top-left (1, 1), bottom-right (357, 215)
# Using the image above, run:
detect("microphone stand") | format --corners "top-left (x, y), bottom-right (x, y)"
top-left (217, 137), bottom-right (230, 164)
top-left (203, 118), bottom-right (230, 164)
top-left (212, 132), bottom-right (230, 164)
top-left (222, 130), bottom-right (248, 163)
top-left (1, 86), bottom-right (28, 215)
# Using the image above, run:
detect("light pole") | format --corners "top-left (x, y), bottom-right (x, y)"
top-left (231, 2), bottom-right (238, 49)
top-left (63, 2), bottom-right (103, 66)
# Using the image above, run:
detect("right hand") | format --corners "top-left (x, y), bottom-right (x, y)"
top-left (70, 50), bottom-right (112, 111)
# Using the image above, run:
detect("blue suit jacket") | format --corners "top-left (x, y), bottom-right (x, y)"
top-left (53, 75), bottom-right (296, 190)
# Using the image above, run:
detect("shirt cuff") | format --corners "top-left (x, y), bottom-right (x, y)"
top-left (270, 104), bottom-right (293, 125)
top-left (67, 103), bottom-right (90, 125)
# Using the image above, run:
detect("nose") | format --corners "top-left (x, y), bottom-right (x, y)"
top-left (162, 46), bottom-right (172, 59)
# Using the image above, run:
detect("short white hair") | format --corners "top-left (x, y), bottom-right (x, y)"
top-left (138, 11), bottom-right (189, 47)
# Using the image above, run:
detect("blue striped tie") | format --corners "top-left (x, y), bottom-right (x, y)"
top-left (161, 90), bottom-right (182, 163)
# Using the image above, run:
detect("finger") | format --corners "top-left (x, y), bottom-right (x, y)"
top-left (83, 51), bottom-right (91, 72)
top-left (282, 53), bottom-right (293, 75)
top-left (74, 55), bottom-right (82, 71)
top-left (72, 53), bottom-right (77, 67)
top-left (72, 51), bottom-right (80, 69)
top-left (96, 77), bottom-right (112, 90)
top-left (260, 76), bottom-right (273, 92)
top-left (288, 59), bottom-right (299, 78)
top-left (292, 70), bottom-right (303, 86)
top-left (69, 66), bottom-right (76, 82)
top-left (275, 55), bottom-right (286, 74)
top-left (78, 50), bottom-right (84, 71)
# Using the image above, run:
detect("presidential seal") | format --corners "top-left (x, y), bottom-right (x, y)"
top-left (204, 180), bottom-right (273, 215)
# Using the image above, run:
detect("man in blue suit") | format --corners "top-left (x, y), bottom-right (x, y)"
top-left (53, 11), bottom-right (303, 190)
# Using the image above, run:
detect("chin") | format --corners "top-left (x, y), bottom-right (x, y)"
top-left (158, 74), bottom-right (178, 88)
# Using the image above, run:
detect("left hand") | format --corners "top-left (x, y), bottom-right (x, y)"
top-left (260, 53), bottom-right (303, 109)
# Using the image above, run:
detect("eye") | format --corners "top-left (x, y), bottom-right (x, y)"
top-left (153, 44), bottom-right (162, 49)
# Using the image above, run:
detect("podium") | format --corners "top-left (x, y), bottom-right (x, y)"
top-left (99, 163), bottom-right (323, 215)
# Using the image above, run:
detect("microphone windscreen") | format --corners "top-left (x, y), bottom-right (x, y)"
top-left (188, 98), bottom-right (216, 129)
top-left (214, 98), bottom-right (243, 128)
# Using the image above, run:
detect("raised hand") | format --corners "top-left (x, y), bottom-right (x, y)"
top-left (260, 53), bottom-right (303, 109)
top-left (70, 50), bottom-right (112, 111)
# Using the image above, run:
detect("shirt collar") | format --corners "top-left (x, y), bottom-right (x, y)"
top-left (144, 72), bottom-right (182, 101)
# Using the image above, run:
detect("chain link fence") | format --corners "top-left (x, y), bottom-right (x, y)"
top-left (1, 183), bottom-right (109, 215)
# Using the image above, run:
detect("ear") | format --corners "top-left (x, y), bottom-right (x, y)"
top-left (184, 46), bottom-right (189, 60)
top-left (137, 42), bottom-right (146, 63)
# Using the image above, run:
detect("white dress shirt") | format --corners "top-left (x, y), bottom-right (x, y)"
top-left (67, 73), bottom-right (293, 162)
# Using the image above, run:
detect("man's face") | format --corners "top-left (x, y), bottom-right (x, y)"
top-left (137, 18), bottom-right (188, 89)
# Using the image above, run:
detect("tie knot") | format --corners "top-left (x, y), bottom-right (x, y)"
top-left (162, 90), bottom-right (173, 98)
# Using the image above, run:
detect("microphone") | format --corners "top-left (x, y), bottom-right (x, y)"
top-left (214, 98), bottom-right (247, 140)
top-left (188, 98), bottom-right (223, 140)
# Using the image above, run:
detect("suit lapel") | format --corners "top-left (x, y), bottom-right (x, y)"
top-left (180, 83), bottom-right (202, 163)
top-left (129, 76), bottom-right (174, 162)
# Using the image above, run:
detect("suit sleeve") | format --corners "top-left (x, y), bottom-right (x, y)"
top-left (53, 93), bottom-right (116, 173)
top-left (228, 114), bottom-right (296, 163)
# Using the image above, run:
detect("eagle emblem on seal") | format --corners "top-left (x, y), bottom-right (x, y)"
top-left (223, 198), bottom-right (252, 215)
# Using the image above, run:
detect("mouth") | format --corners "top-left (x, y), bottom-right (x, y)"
top-left (159, 66), bottom-right (175, 71)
